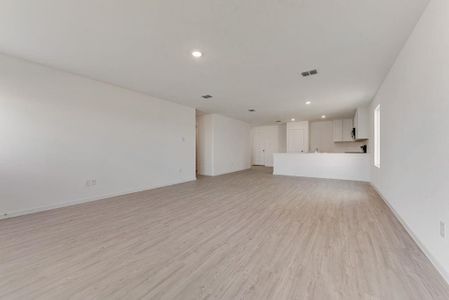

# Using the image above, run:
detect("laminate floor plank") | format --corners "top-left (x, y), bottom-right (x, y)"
top-left (1, 167), bottom-right (448, 299)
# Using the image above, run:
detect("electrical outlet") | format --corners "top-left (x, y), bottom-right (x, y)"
top-left (440, 221), bottom-right (446, 239)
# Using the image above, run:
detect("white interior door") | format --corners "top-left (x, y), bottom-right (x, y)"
top-left (253, 131), bottom-right (265, 165)
top-left (287, 129), bottom-right (306, 153)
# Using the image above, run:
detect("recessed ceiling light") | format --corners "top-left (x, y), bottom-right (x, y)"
top-left (192, 50), bottom-right (202, 58)
top-left (305, 101), bottom-right (312, 105)
top-left (321, 115), bottom-right (326, 119)
top-left (291, 118), bottom-right (296, 122)
top-left (248, 109), bottom-right (256, 112)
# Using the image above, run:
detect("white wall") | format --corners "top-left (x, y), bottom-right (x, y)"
top-left (279, 124), bottom-right (287, 153)
top-left (369, 0), bottom-right (449, 282)
top-left (197, 114), bottom-right (251, 176)
top-left (197, 114), bottom-right (214, 176)
top-left (251, 125), bottom-right (286, 167)
top-left (310, 121), bottom-right (367, 153)
top-left (0, 54), bottom-right (196, 218)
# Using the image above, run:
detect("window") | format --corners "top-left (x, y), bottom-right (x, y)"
top-left (374, 104), bottom-right (381, 168)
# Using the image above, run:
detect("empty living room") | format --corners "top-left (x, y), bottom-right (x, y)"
top-left (1, 0), bottom-right (449, 299)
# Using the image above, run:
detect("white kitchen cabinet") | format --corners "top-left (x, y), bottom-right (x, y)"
top-left (333, 119), bottom-right (353, 142)
top-left (353, 107), bottom-right (369, 140)
top-left (333, 120), bottom-right (343, 142)
top-left (342, 119), bottom-right (354, 141)
top-left (287, 121), bottom-right (309, 153)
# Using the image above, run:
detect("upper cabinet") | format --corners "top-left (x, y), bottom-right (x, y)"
top-left (353, 107), bottom-right (369, 140)
top-left (333, 120), bottom-right (343, 142)
top-left (342, 119), bottom-right (354, 141)
top-left (333, 119), bottom-right (353, 142)
top-left (286, 121), bottom-right (309, 153)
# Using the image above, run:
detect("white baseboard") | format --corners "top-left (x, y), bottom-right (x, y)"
top-left (211, 166), bottom-right (252, 177)
top-left (0, 177), bottom-right (196, 220)
top-left (370, 183), bottom-right (449, 285)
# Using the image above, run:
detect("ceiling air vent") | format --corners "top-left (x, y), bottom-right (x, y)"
top-left (248, 109), bottom-right (256, 112)
top-left (202, 95), bottom-right (213, 99)
top-left (301, 69), bottom-right (318, 77)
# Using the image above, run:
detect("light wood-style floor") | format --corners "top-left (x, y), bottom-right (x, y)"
top-left (1, 167), bottom-right (448, 300)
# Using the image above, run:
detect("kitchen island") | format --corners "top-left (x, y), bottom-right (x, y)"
top-left (273, 153), bottom-right (370, 182)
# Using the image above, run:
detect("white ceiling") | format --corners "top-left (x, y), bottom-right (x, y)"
top-left (0, 0), bottom-right (429, 125)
